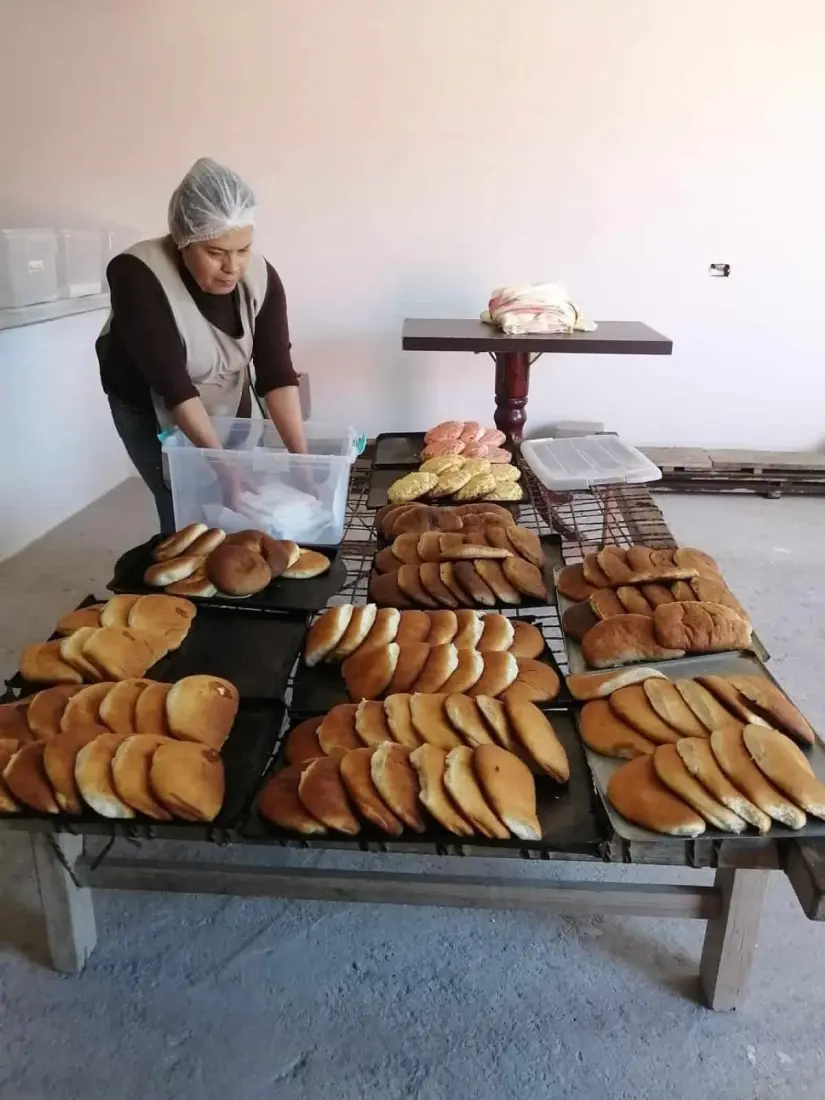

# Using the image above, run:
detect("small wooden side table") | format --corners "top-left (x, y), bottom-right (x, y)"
top-left (402, 318), bottom-right (673, 442)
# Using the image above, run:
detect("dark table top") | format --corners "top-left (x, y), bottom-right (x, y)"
top-left (402, 318), bottom-right (672, 356)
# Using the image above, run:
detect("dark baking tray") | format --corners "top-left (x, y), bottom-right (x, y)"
top-left (368, 533), bottom-right (563, 613)
top-left (290, 609), bottom-right (569, 713)
top-left (0, 698), bottom-right (285, 833)
top-left (373, 432), bottom-right (426, 468)
top-left (108, 535), bottom-right (346, 613)
top-left (7, 595), bottom-right (307, 703)
top-left (239, 708), bottom-right (605, 857)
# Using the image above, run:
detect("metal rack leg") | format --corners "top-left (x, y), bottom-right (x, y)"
top-left (30, 833), bottom-right (97, 974)
top-left (699, 867), bottom-right (769, 1011)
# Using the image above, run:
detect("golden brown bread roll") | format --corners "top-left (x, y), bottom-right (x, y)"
top-left (304, 606), bottom-right (355, 667)
top-left (505, 527), bottom-right (545, 569)
top-left (282, 549), bottom-right (331, 580)
top-left (258, 763), bottom-right (327, 834)
top-left (690, 577), bottom-right (749, 621)
top-left (165, 675), bottom-right (239, 749)
top-left (99, 594), bottom-right (141, 629)
top-left (297, 756), bottom-right (360, 834)
top-left (383, 694), bottom-right (422, 748)
top-left (653, 602), bottom-right (752, 654)
top-left (134, 681), bottom-right (172, 735)
top-left (417, 531), bottom-right (452, 562)
top-left (426, 610), bottom-right (458, 646)
top-left (710, 727), bottom-right (806, 829)
top-left (80, 627), bottom-right (157, 682)
top-left (439, 563), bottom-right (474, 607)
top-left (474, 695), bottom-right (514, 750)
top-left (588, 590), bottom-right (626, 621)
top-left (186, 528), bottom-right (227, 558)
top-left (413, 643), bottom-right (459, 694)
top-left (565, 667), bottom-right (667, 702)
top-left (670, 580), bottom-right (695, 602)
top-left (504, 697), bottom-right (569, 782)
top-left (4, 741), bottom-right (59, 813)
top-left (501, 558), bottom-right (547, 601)
top-left (261, 537), bottom-right (301, 575)
top-left (440, 648), bottom-right (485, 694)
top-left (642, 680), bottom-right (709, 738)
top-left (329, 604), bottom-right (379, 661)
top-left (152, 523), bottom-right (209, 562)
top-left (652, 743), bottom-right (747, 832)
top-left (376, 502), bottom-right (416, 538)
top-left (726, 676), bottom-right (815, 746)
top-left (343, 643), bottom-right (401, 701)
top-left (672, 679), bottom-right (742, 734)
top-left (354, 700), bottom-right (394, 747)
top-left (616, 587), bottom-right (654, 617)
top-left (673, 547), bottom-right (721, 578)
top-left (317, 704), bottom-right (361, 755)
top-left (43, 729), bottom-right (99, 814)
top-left (473, 560), bottom-right (521, 605)
top-left (394, 610), bottom-right (432, 646)
top-left (453, 561), bottom-right (496, 607)
top-left (0, 700), bottom-right (33, 743)
top-left (468, 651), bottom-right (519, 698)
top-left (111, 734), bottom-right (173, 820)
top-left (410, 744), bottom-right (474, 835)
top-left (370, 742), bottom-right (425, 832)
top-left (387, 642), bottom-right (431, 695)
top-left (143, 555), bottom-right (203, 587)
top-left (55, 604), bottom-right (105, 637)
top-left (477, 613), bottom-right (515, 653)
top-left (444, 694), bottom-right (494, 747)
top-left (20, 641), bottom-right (84, 686)
top-left (389, 506), bottom-right (435, 537)
top-left (607, 755), bottom-right (706, 837)
top-left (222, 529), bottom-right (265, 552)
top-left (563, 601), bottom-right (600, 643)
top-left (506, 658), bottom-right (560, 704)
top-left (75, 733), bottom-right (135, 818)
top-left (164, 566), bottom-right (218, 599)
top-left (596, 547), bottom-right (630, 583)
top-left (508, 622), bottom-right (544, 660)
top-left (60, 682), bottom-right (115, 734)
top-left (444, 745), bottom-right (509, 839)
top-left (284, 716), bottom-right (324, 765)
top-left (26, 685), bottom-right (82, 740)
top-left (397, 564), bottom-right (438, 608)
top-left (608, 684), bottom-right (681, 745)
top-left (581, 614), bottom-right (685, 669)
top-left (0, 741), bottom-right (21, 813)
top-left (452, 610), bottom-right (484, 649)
top-left (556, 564), bottom-right (598, 602)
top-left (60, 627), bottom-right (107, 681)
top-left (640, 583), bottom-right (674, 608)
top-left (473, 743), bottom-right (541, 841)
top-left (743, 725), bottom-right (825, 819)
top-left (127, 594), bottom-right (196, 650)
top-left (205, 544), bottom-right (271, 596)
top-left (150, 740), bottom-right (224, 822)
top-left (409, 694), bottom-right (463, 750)
top-left (375, 547), bottom-right (401, 575)
top-left (579, 699), bottom-right (657, 759)
top-left (339, 747), bottom-right (404, 835)
top-left (419, 563), bottom-right (460, 608)
top-left (676, 737), bottom-right (771, 833)
top-left (696, 675), bottom-right (764, 725)
top-left (362, 607), bottom-right (402, 648)
top-left (98, 679), bottom-right (152, 735)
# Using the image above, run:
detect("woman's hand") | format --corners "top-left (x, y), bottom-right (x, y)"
top-left (264, 385), bottom-right (308, 454)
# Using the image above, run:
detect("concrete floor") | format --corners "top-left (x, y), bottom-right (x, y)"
top-left (1, 480), bottom-right (825, 1100)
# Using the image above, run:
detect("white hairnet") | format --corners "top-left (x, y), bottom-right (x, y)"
top-left (167, 157), bottom-right (257, 247)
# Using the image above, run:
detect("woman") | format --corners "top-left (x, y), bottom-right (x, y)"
top-left (98, 157), bottom-right (307, 533)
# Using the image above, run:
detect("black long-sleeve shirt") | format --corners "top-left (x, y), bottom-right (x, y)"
top-left (97, 251), bottom-right (299, 413)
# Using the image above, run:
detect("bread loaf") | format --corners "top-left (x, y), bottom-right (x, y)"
top-left (653, 601), bottom-right (752, 653)
top-left (581, 615), bottom-right (685, 669)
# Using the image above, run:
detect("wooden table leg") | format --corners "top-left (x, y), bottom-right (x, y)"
top-left (494, 352), bottom-right (531, 442)
top-left (30, 833), bottom-right (97, 974)
top-left (699, 867), bottom-right (769, 1011)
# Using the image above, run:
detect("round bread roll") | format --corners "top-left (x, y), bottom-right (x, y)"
top-left (223, 529), bottom-right (265, 552)
top-left (409, 744), bottom-right (473, 835)
top-left (339, 747), bottom-right (403, 836)
top-left (205, 544), bottom-right (271, 596)
top-left (477, 614), bottom-right (515, 653)
top-left (3, 741), bottom-right (59, 813)
top-left (607, 755), bottom-right (706, 837)
top-left (282, 550), bottom-right (331, 580)
top-left (284, 716), bottom-right (324, 765)
top-left (508, 622), bottom-right (545, 660)
top-left (152, 523), bottom-right (208, 562)
top-left (165, 675), bottom-right (239, 750)
top-left (186, 528), bottom-right (226, 557)
top-left (262, 537), bottom-right (301, 576)
top-left (150, 740), bottom-right (224, 822)
top-left (258, 763), bottom-right (327, 835)
top-left (144, 555), bottom-right (202, 588)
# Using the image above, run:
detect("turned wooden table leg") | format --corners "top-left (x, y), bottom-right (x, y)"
top-left (494, 352), bottom-right (531, 443)
top-left (700, 867), bottom-right (769, 1011)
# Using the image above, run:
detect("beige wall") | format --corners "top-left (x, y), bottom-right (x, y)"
top-left (1, 0), bottom-right (824, 447)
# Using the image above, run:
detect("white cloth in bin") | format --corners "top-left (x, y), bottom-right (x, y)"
top-left (204, 481), bottom-right (327, 543)
top-left (481, 284), bottom-right (597, 335)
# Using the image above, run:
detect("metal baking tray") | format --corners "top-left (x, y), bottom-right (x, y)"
top-left (373, 432), bottom-right (426, 468)
top-left (109, 535), bottom-right (346, 614)
top-left (369, 535), bottom-right (563, 617)
top-left (0, 698), bottom-right (285, 833)
top-left (576, 651), bottom-right (825, 843)
top-left (554, 571), bottom-right (768, 673)
top-left (367, 464), bottom-right (520, 510)
top-left (290, 609), bottom-right (569, 713)
top-left (7, 595), bottom-right (307, 703)
top-left (239, 708), bottom-right (606, 857)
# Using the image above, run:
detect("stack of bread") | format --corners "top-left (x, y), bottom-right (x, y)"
top-left (371, 526), bottom-right (546, 609)
top-left (388, 455), bottom-right (522, 506)
top-left (261, 693), bottom-right (569, 839)
top-left (19, 594), bottom-right (197, 686)
top-left (566, 666), bottom-right (822, 836)
top-left (0, 673), bottom-right (237, 820)
top-left (304, 605), bottom-right (559, 703)
top-left (421, 420), bottom-right (510, 459)
top-left (377, 501), bottom-right (516, 539)
top-left (143, 523), bottom-right (330, 598)
top-left (557, 545), bottom-right (752, 667)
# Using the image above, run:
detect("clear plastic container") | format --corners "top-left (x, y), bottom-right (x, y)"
top-left (520, 434), bottom-right (662, 491)
top-left (56, 230), bottom-right (103, 297)
top-left (101, 227), bottom-right (140, 286)
top-left (0, 229), bottom-right (59, 308)
top-left (163, 418), bottom-right (358, 546)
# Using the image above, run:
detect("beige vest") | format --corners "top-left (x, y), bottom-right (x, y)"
top-left (102, 236), bottom-right (268, 429)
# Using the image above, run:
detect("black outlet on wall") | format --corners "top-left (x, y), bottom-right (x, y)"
top-left (709, 263), bottom-right (731, 277)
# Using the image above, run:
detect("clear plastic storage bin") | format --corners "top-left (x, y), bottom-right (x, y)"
top-left (0, 229), bottom-right (59, 308)
top-left (164, 418), bottom-right (359, 546)
top-left (520, 434), bottom-right (662, 491)
top-left (56, 230), bottom-right (103, 297)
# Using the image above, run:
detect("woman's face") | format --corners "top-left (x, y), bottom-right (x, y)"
top-left (181, 226), bottom-right (254, 294)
